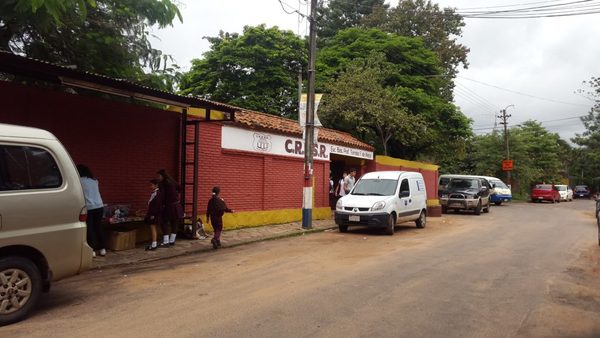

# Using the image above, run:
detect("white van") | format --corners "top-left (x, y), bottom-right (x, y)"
top-left (334, 171), bottom-right (428, 235)
top-left (0, 124), bottom-right (93, 325)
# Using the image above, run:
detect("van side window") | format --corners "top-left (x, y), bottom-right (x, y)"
top-left (400, 179), bottom-right (410, 196)
top-left (0, 145), bottom-right (63, 191)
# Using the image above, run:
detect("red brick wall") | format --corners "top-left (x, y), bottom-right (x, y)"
top-left (1, 81), bottom-right (180, 214)
top-left (190, 122), bottom-right (330, 213)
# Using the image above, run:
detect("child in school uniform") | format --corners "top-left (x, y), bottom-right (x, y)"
top-left (145, 179), bottom-right (163, 251)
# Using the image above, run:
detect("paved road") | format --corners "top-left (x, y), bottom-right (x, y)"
top-left (3, 200), bottom-right (600, 337)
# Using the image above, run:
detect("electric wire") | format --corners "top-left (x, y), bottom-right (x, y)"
top-left (457, 76), bottom-right (590, 107)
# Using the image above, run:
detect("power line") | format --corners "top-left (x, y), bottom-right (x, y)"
top-left (472, 114), bottom-right (587, 131)
top-left (457, 76), bottom-right (591, 107)
top-left (458, 0), bottom-right (596, 14)
top-left (456, 0), bottom-right (567, 11)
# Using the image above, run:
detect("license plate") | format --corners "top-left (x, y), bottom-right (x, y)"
top-left (449, 203), bottom-right (462, 208)
top-left (349, 215), bottom-right (360, 222)
top-left (538, 197), bottom-right (543, 199)
top-left (504, 199), bottom-right (509, 202)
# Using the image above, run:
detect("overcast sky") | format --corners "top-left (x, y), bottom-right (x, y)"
top-left (151, 0), bottom-right (599, 141)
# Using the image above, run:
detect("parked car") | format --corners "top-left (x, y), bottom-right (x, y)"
top-left (335, 171), bottom-right (427, 235)
top-left (439, 176), bottom-right (492, 215)
top-left (0, 124), bottom-right (93, 325)
top-left (482, 176), bottom-right (512, 205)
top-left (555, 184), bottom-right (573, 202)
top-left (573, 185), bottom-right (591, 199)
top-left (530, 184), bottom-right (561, 203)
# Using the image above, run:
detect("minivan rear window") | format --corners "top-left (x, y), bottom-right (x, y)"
top-left (0, 145), bottom-right (63, 191)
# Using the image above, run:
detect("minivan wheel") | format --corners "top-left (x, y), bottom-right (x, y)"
top-left (0, 257), bottom-right (42, 326)
top-left (474, 200), bottom-right (482, 215)
top-left (385, 214), bottom-right (395, 235)
top-left (338, 224), bottom-right (348, 233)
top-left (416, 211), bottom-right (426, 228)
top-left (494, 201), bottom-right (502, 206)
top-left (441, 206), bottom-right (448, 214)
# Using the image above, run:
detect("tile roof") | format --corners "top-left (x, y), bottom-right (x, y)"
top-left (233, 110), bottom-right (374, 151)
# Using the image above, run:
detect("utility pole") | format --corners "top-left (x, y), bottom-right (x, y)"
top-left (498, 105), bottom-right (514, 185)
top-left (302, 0), bottom-right (318, 229)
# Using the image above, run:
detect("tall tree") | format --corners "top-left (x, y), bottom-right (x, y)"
top-left (0, 0), bottom-right (183, 91)
top-left (365, 0), bottom-right (469, 99)
top-left (317, 28), bottom-right (471, 161)
top-left (317, 0), bottom-right (388, 40)
top-left (462, 121), bottom-right (567, 197)
top-left (320, 53), bottom-right (425, 155)
top-left (571, 76), bottom-right (600, 186)
top-left (180, 25), bottom-right (306, 118)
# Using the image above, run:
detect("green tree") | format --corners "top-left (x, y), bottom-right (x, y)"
top-left (317, 28), bottom-right (471, 162)
top-left (0, 0), bottom-right (183, 91)
top-left (463, 121), bottom-right (567, 197)
top-left (319, 53), bottom-right (425, 155)
top-left (180, 25), bottom-right (306, 118)
top-left (571, 76), bottom-right (600, 187)
top-left (317, 0), bottom-right (388, 40)
top-left (364, 0), bottom-right (469, 99)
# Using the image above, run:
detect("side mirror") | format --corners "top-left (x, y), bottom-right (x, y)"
top-left (400, 190), bottom-right (410, 198)
top-left (492, 184), bottom-right (496, 188)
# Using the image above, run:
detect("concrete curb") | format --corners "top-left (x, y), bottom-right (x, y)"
top-left (93, 225), bottom-right (337, 270)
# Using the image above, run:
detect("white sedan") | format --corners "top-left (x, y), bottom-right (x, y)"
top-left (556, 185), bottom-right (573, 202)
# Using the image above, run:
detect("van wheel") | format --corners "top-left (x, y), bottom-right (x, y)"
top-left (338, 224), bottom-right (348, 233)
top-left (474, 201), bottom-right (482, 215)
top-left (416, 211), bottom-right (426, 228)
top-left (441, 206), bottom-right (448, 214)
top-left (0, 257), bottom-right (42, 326)
top-left (385, 214), bottom-right (395, 235)
top-left (494, 201), bottom-right (502, 206)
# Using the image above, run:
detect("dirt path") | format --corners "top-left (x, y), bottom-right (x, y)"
top-left (2, 200), bottom-right (599, 337)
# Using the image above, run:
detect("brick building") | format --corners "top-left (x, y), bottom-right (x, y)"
top-left (0, 52), bottom-right (440, 235)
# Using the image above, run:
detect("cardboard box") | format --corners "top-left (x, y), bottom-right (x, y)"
top-left (107, 230), bottom-right (137, 251)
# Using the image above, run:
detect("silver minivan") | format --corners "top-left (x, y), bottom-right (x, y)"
top-left (0, 124), bottom-right (93, 325)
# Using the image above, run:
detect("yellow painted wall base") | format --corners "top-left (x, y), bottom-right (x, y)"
top-left (202, 207), bottom-right (332, 231)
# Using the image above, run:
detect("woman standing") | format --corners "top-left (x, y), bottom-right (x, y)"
top-left (206, 186), bottom-right (234, 249)
top-left (157, 169), bottom-right (183, 247)
top-left (77, 164), bottom-right (106, 257)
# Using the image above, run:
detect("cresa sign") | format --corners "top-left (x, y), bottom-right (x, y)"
top-left (284, 139), bottom-right (328, 159)
top-left (222, 126), bottom-right (373, 161)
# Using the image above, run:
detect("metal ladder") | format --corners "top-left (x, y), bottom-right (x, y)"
top-left (180, 112), bottom-right (200, 238)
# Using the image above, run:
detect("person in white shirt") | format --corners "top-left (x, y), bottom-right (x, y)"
top-left (77, 164), bottom-right (106, 257)
top-left (336, 171), bottom-right (348, 197)
top-left (344, 168), bottom-right (357, 194)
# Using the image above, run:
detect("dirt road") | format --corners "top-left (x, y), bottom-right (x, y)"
top-left (3, 200), bottom-right (600, 337)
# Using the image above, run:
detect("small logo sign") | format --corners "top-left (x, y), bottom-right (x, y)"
top-left (352, 208), bottom-right (359, 212)
top-left (253, 133), bottom-right (272, 152)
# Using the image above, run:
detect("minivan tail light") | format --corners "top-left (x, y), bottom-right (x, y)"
top-left (79, 206), bottom-right (88, 222)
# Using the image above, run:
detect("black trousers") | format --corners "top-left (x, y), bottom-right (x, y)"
top-left (86, 207), bottom-right (106, 251)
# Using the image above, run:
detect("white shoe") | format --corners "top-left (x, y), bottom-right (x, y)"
top-left (99, 249), bottom-right (106, 256)
top-left (92, 251), bottom-right (96, 258)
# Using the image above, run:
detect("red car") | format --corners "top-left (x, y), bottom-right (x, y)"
top-left (531, 184), bottom-right (561, 203)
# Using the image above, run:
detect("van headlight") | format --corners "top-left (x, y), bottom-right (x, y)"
top-left (371, 201), bottom-right (386, 211)
top-left (336, 199), bottom-right (343, 211)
